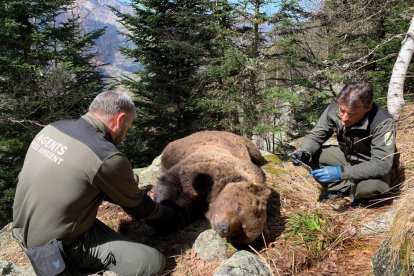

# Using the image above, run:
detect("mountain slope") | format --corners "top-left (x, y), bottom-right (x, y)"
top-left (75, 0), bottom-right (139, 77)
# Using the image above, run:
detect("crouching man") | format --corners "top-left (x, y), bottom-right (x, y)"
top-left (291, 82), bottom-right (399, 207)
top-left (12, 90), bottom-right (176, 275)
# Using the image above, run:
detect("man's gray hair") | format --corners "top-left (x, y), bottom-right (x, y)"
top-left (89, 90), bottom-right (136, 119)
top-left (338, 82), bottom-right (373, 108)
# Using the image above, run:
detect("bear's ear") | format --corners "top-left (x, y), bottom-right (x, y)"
top-left (246, 183), bottom-right (271, 201)
top-left (258, 186), bottom-right (271, 201)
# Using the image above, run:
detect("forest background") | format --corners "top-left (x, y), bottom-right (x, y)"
top-left (1, 0), bottom-right (413, 229)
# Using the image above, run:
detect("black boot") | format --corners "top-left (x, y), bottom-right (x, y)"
top-left (318, 190), bottom-right (349, 201)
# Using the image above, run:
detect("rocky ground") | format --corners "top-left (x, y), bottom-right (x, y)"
top-left (1, 104), bottom-right (413, 275)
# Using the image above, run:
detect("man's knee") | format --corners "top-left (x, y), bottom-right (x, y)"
top-left (354, 187), bottom-right (378, 199)
top-left (108, 242), bottom-right (166, 276)
top-left (354, 180), bottom-right (390, 199)
top-left (126, 252), bottom-right (166, 276)
top-left (146, 249), bottom-right (166, 276)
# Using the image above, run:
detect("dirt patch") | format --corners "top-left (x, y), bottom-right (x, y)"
top-left (0, 239), bottom-right (29, 265)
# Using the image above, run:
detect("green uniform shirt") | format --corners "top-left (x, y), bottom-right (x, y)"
top-left (301, 103), bottom-right (398, 180)
top-left (13, 113), bottom-right (162, 248)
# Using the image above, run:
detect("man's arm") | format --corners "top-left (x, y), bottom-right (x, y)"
top-left (94, 154), bottom-right (163, 220)
top-left (300, 105), bottom-right (336, 156)
top-left (340, 119), bottom-right (397, 180)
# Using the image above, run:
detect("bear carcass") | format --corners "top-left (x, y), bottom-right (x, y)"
top-left (154, 131), bottom-right (271, 244)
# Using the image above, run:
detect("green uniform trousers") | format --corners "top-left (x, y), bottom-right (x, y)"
top-left (311, 145), bottom-right (392, 199)
top-left (62, 219), bottom-right (166, 276)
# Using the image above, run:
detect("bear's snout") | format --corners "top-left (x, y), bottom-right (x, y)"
top-left (210, 213), bottom-right (232, 237)
top-left (215, 221), bottom-right (229, 235)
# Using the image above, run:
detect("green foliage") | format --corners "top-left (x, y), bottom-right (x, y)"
top-left (320, 0), bottom-right (414, 104)
top-left (263, 1), bottom-right (334, 141)
top-left (114, 0), bottom-right (320, 163)
top-left (0, 120), bottom-right (35, 227)
top-left (400, 238), bottom-right (414, 275)
top-left (285, 211), bottom-right (336, 262)
top-left (367, 3), bottom-right (414, 106)
top-left (114, 0), bottom-right (342, 159)
top-left (0, 0), bottom-right (105, 227)
top-left (113, 0), bottom-right (235, 166)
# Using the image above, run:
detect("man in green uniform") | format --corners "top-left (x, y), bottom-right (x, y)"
top-left (290, 82), bottom-right (399, 206)
top-left (13, 90), bottom-right (176, 275)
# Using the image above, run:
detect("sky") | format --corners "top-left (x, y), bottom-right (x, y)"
top-left (116, 0), bottom-right (322, 15)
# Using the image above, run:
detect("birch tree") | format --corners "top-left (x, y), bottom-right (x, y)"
top-left (387, 16), bottom-right (414, 120)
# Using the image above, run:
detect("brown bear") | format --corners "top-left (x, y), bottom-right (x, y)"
top-left (154, 130), bottom-right (271, 244)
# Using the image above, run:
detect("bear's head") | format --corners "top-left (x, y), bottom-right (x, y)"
top-left (205, 181), bottom-right (271, 244)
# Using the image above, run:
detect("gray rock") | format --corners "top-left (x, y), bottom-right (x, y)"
top-left (192, 230), bottom-right (235, 261)
top-left (0, 224), bottom-right (35, 276)
top-left (0, 223), bottom-right (13, 250)
top-left (361, 209), bottom-right (393, 235)
top-left (214, 250), bottom-right (272, 276)
top-left (0, 259), bottom-right (122, 276)
top-left (0, 260), bottom-right (35, 276)
top-left (371, 240), bottom-right (403, 276)
top-left (133, 155), bottom-right (162, 188)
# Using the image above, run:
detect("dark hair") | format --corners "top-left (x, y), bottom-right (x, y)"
top-left (338, 82), bottom-right (373, 108)
top-left (89, 90), bottom-right (136, 119)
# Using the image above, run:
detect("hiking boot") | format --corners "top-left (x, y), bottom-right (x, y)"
top-left (318, 190), bottom-right (348, 202)
top-left (349, 197), bottom-right (374, 208)
top-left (350, 198), bottom-right (361, 208)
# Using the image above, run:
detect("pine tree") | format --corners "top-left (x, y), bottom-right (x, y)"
top-left (113, 0), bottom-right (222, 166)
top-left (197, 0), bottom-right (318, 151)
top-left (267, 0), bottom-right (414, 145)
top-left (317, 0), bottom-right (414, 105)
top-left (196, 0), bottom-right (270, 138)
top-left (0, 0), bottom-right (105, 227)
top-left (265, 0), bottom-right (330, 140)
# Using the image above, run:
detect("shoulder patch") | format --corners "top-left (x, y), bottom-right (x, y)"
top-left (384, 131), bottom-right (394, 146)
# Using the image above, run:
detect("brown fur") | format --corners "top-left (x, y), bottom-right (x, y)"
top-left (154, 131), bottom-right (271, 244)
top-left (160, 130), bottom-right (267, 171)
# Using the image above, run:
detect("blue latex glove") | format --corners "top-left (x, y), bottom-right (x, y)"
top-left (311, 166), bottom-right (341, 182)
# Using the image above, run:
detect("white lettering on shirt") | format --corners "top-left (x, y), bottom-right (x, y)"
top-left (31, 133), bottom-right (68, 165)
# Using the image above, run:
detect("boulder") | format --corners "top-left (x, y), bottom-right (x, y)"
top-left (371, 240), bottom-right (403, 276)
top-left (192, 229), bottom-right (236, 261)
top-left (214, 250), bottom-right (272, 276)
top-left (133, 155), bottom-right (162, 188)
top-left (0, 261), bottom-right (36, 276)
top-left (360, 209), bottom-right (393, 236)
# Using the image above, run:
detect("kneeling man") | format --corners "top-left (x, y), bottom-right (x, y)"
top-left (291, 82), bottom-right (399, 206)
top-left (13, 90), bottom-right (176, 275)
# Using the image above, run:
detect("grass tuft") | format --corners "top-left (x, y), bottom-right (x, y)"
top-left (389, 175), bottom-right (414, 273)
top-left (285, 211), bottom-right (337, 263)
top-left (387, 103), bottom-right (414, 273)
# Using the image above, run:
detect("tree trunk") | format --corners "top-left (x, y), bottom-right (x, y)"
top-left (387, 16), bottom-right (414, 120)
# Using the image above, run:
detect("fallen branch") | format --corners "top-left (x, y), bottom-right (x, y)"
top-left (9, 118), bottom-right (45, 128)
